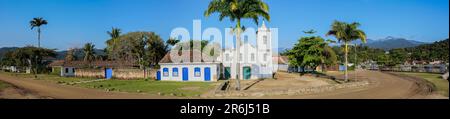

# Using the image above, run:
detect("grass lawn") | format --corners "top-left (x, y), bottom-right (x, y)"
top-left (0, 71), bottom-right (97, 84)
top-left (0, 71), bottom-right (216, 97)
top-left (75, 80), bottom-right (215, 97)
top-left (399, 72), bottom-right (449, 97)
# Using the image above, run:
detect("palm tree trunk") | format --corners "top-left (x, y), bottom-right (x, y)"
top-left (38, 27), bottom-right (41, 48)
top-left (344, 42), bottom-right (349, 82)
top-left (235, 20), bottom-right (242, 91)
top-left (35, 27), bottom-right (40, 74)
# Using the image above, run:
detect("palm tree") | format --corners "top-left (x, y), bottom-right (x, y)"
top-left (106, 27), bottom-right (121, 60)
top-left (30, 17), bottom-right (48, 48)
top-left (205, 0), bottom-right (270, 90)
top-left (166, 38), bottom-right (180, 46)
top-left (303, 29), bottom-right (317, 34)
top-left (83, 43), bottom-right (96, 62)
top-left (65, 48), bottom-right (77, 62)
top-left (326, 20), bottom-right (367, 82)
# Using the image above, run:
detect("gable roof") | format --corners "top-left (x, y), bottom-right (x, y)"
top-left (48, 60), bottom-right (65, 67)
top-left (49, 60), bottom-right (138, 68)
top-left (272, 56), bottom-right (289, 64)
top-left (159, 50), bottom-right (218, 64)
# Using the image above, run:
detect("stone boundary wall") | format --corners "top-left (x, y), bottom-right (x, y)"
top-left (214, 81), bottom-right (370, 97)
top-left (74, 68), bottom-right (157, 80)
top-left (75, 69), bottom-right (104, 78)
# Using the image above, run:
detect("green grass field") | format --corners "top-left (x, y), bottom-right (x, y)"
top-left (0, 71), bottom-right (97, 84)
top-left (0, 71), bottom-right (215, 97)
top-left (400, 72), bottom-right (449, 97)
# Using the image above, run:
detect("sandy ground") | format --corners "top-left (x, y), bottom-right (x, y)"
top-left (262, 70), bottom-right (447, 99)
top-left (0, 85), bottom-right (48, 99)
top-left (246, 72), bottom-right (330, 91)
top-left (0, 70), bottom-right (446, 99)
top-left (0, 74), bottom-right (178, 99)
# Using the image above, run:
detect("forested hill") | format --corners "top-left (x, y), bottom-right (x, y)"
top-left (357, 36), bottom-right (427, 50)
top-left (405, 38), bottom-right (449, 62)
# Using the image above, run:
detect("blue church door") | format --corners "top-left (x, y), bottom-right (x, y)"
top-left (105, 68), bottom-right (113, 79)
top-left (156, 71), bottom-right (161, 81)
top-left (182, 67), bottom-right (189, 81)
top-left (204, 67), bottom-right (211, 81)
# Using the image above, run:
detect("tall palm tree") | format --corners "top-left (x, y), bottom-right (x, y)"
top-left (30, 17), bottom-right (48, 48)
top-left (326, 20), bottom-right (367, 82)
top-left (106, 27), bottom-right (121, 60)
top-left (65, 48), bottom-right (77, 62)
top-left (83, 43), bottom-right (96, 62)
top-left (205, 0), bottom-right (270, 90)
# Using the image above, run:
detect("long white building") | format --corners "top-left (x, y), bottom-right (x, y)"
top-left (158, 22), bottom-right (276, 82)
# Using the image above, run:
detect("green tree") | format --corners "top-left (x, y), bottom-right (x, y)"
top-left (322, 46), bottom-right (337, 72)
top-left (205, 0), bottom-right (270, 90)
top-left (83, 43), bottom-right (96, 62)
top-left (166, 38), bottom-right (180, 46)
top-left (30, 17), bottom-right (48, 48)
top-left (326, 21), bottom-right (367, 82)
top-left (107, 31), bottom-right (167, 68)
top-left (11, 47), bottom-right (56, 74)
top-left (389, 48), bottom-right (407, 65)
top-left (134, 35), bottom-right (148, 69)
top-left (146, 32), bottom-right (169, 68)
top-left (405, 38), bottom-right (449, 63)
top-left (0, 51), bottom-right (16, 69)
top-left (65, 48), bottom-right (77, 62)
top-left (376, 52), bottom-right (395, 67)
top-left (288, 36), bottom-right (336, 72)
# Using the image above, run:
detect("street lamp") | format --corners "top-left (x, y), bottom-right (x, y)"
top-left (348, 43), bottom-right (357, 81)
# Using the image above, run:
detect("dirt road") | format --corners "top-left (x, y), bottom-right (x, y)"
top-left (0, 74), bottom-right (177, 99)
top-left (1, 70), bottom-right (446, 99)
top-left (266, 70), bottom-right (447, 99)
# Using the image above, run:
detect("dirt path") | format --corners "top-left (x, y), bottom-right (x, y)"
top-left (263, 70), bottom-right (447, 99)
top-left (1, 71), bottom-right (446, 99)
top-left (0, 74), bottom-right (177, 99)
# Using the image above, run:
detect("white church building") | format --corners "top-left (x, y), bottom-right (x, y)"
top-left (158, 22), bottom-right (277, 82)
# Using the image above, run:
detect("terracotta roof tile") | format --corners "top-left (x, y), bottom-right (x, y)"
top-left (49, 60), bottom-right (138, 68)
top-left (159, 50), bottom-right (217, 63)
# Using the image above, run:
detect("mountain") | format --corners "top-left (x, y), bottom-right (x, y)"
top-left (55, 49), bottom-right (106, 60)
top-left (358, 36), bottom-right (427, 50)
top-left (1, 47), bottom-right (106, 60)
top-left (0, 47), bottom-right (19, 59)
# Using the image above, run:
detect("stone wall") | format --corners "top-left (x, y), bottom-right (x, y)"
top-left (75, 69), bottom-right (104, 78)
top-left (113, 68), bottom-right (145, 79)
top-left (74, 68), bottom-right (157, 80)
top-left (213, 81), bottom-right (370, 97)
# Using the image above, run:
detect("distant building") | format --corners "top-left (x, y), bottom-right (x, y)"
top-left (274, 56), bottom-right (289, 72)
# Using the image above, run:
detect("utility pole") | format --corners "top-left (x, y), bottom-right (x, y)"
top-left (348, 44), bottom-right (358, 81)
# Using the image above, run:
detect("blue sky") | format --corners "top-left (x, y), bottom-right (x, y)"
top-left (0, 0), bottom-right (448, 50)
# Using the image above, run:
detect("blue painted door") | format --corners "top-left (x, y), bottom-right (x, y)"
top-left (243, 67), bottom-right (251, 80)
top-left (204, 67), bottom-right (211, 81)
top-left (224, 67), bottom-right (231, 80)
top-left (156, 71), bottom-right (161, 81)
top-left (182, 67), bottom-right (189, 81)
top-left (105, 68), bottom-right (113, 79)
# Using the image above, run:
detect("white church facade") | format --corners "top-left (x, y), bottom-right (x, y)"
top-left (158, 22), bottom-right (277, 82)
